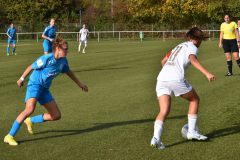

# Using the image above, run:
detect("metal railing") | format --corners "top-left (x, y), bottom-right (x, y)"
top-left (0, 30), bottom-right (220, 42)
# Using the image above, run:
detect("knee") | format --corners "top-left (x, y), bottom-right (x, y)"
top-left (51, 112), bottom-right (61, 121)
top-left (23, 106), bottom-right (35, 116)
top-left (192, 95), bottom-right (200, 104)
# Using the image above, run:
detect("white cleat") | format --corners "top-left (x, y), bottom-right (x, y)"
top-left (82, 50), bottom-right (85, 54)
top-left (187, 131), bottom-right (208, 141)
top-left (150, 137), bottom-right (165, 150)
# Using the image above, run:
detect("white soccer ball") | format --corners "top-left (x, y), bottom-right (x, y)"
top-left (181, 124), bottom-right (199, 139)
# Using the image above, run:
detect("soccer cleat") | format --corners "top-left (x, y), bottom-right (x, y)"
top-left (82, 50), bottom-right (85, 54)
top-left (24, 117), bottom-right (34, 134)
top-left (4, 134), bottom-right (18, 146)
top-left (225, 72), bottom-right (233, 76)
top-left (187, 131), bottom-right (208, 141)
top-left (150, 137), bottom-right (165, 150)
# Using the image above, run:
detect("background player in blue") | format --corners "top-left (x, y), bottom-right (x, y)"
top-left (6, 22), bottom-right (17, 56)
top-left (4, 37), bottom-right (88, 146)
top-left (42, 18), bottom-right (57, 54)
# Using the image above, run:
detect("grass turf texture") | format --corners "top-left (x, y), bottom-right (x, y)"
top-left (0, 40), bottom-right (239, 160)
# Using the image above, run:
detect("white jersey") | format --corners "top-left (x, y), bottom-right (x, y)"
top-left (157, 41), bottom-right (198, 82)
top-left (79, 28), bottom-right (89, 41)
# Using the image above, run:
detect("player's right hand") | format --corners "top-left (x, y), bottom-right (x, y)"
top-left (219, 43), bottom-right (222, 48)
top-left (48, 38), bottom-right (53, 42)
top-left (17, 79), bottom-right (24, 88)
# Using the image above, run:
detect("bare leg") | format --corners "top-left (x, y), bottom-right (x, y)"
top-left (155, 95), bottom-right (171, 121)
top-left (181, 89), bottom-right (199, 115)
top-left (43, 100), bottom-right (61, 121)
top-left (16, 98), bottom-right (37, 123)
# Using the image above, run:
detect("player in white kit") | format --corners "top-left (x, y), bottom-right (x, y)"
top-left (150, 27), bottom-right (215, 150)
top-left (78, 24), bottom-right (89, 53)
top-left (237, 20), bottom-right (240, 57)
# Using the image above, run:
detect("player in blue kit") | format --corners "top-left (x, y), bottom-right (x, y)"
top-left (6, 22), bottom-right (17, 56)
top-left (4, 37), bottom-right (88, 146)
top-left (42, 18), bottom-right (57, 54)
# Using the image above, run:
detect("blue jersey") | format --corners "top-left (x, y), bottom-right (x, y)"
top-left (7, 27), bottom-right (17, 40)
top-left (43, 25), bottom-right (57, 43)
top-left (28, 54), bottom-right (70, 88)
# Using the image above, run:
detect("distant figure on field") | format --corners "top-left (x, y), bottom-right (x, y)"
top-left (78, 24), bottom-right (89, 54)
top-left (6, 22), bottom-right (17, 56)
top-left (219, 14), bottom-right (240, 76)
top-left (42, 18), bottom-right (57, 54)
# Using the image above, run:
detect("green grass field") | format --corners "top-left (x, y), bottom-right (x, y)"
top-left (0, 39), bottom-right (239, 160)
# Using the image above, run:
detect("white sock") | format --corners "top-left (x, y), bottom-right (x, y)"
top-left (188, 114), bottom-right (197, 133)
top-left (78, 44), bottom-right (81, 52)
top-left (153, 120), bottom-right (164, 141)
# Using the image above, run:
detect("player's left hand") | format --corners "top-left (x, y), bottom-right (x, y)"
top-left (80, 84), bottom-right (88, 92)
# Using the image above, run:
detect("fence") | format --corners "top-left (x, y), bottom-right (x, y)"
top-left (0, 30), bottom-right (220, 42)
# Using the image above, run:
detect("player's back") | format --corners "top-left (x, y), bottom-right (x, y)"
top-left (157, 41), bottom-right (198, 82)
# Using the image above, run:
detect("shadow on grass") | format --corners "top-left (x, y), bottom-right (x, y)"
top-left (19, 115), bottom-right (185, 144)
top-left (166, 123), bottom-right (240, 148)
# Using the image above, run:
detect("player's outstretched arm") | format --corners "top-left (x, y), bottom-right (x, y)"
top-left (17, 65), bottom-right (33, 88)
top-left (66, 70), bottom-right (88, 92)
top-left (189, 54), bottom-right (215, 82)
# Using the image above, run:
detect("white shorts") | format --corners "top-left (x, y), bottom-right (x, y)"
top-left (80, 39), bottom-right (87, 44)
top-left (156, 80), bottom-right (192, 97)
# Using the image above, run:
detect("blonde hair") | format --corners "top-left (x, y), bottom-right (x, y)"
top-left (52, 37), bottom-right (68, 51)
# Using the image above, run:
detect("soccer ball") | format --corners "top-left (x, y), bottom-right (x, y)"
top-left (181, 124), bottom-right (199, 139)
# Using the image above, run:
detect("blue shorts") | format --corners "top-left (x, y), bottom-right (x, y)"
top-left (8, 39), bottom-right (16, 45)
top-left (25, 84), bottom-right (54, 105)
top-left (43, 41), bottom-right (52, 53)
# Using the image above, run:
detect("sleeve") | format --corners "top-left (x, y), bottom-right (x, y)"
top-left (61, 59), bottom-right (70, 73)
top-left (220, 23), bottom-right (224, 32)
top-left (31, 55), bottom-right (49, 70)
top-left (187, 45), bottom-right (198, 57)
top-left (6, 28), bottom-right (10, 34)
top-left (166, 50), bottom-right (172, 58)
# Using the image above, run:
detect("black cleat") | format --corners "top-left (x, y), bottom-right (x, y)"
top-left (225, 72), bottom-right (233, 76)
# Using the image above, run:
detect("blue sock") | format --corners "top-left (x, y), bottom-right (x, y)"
top-left (7, 46), bottom-right (10, 54)
top-left (13, 47), bottom-right (16, 53)
top-left (30, 114), bottom-right (45, 124)
top-left (9, 121), bottom-right (21, 137)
